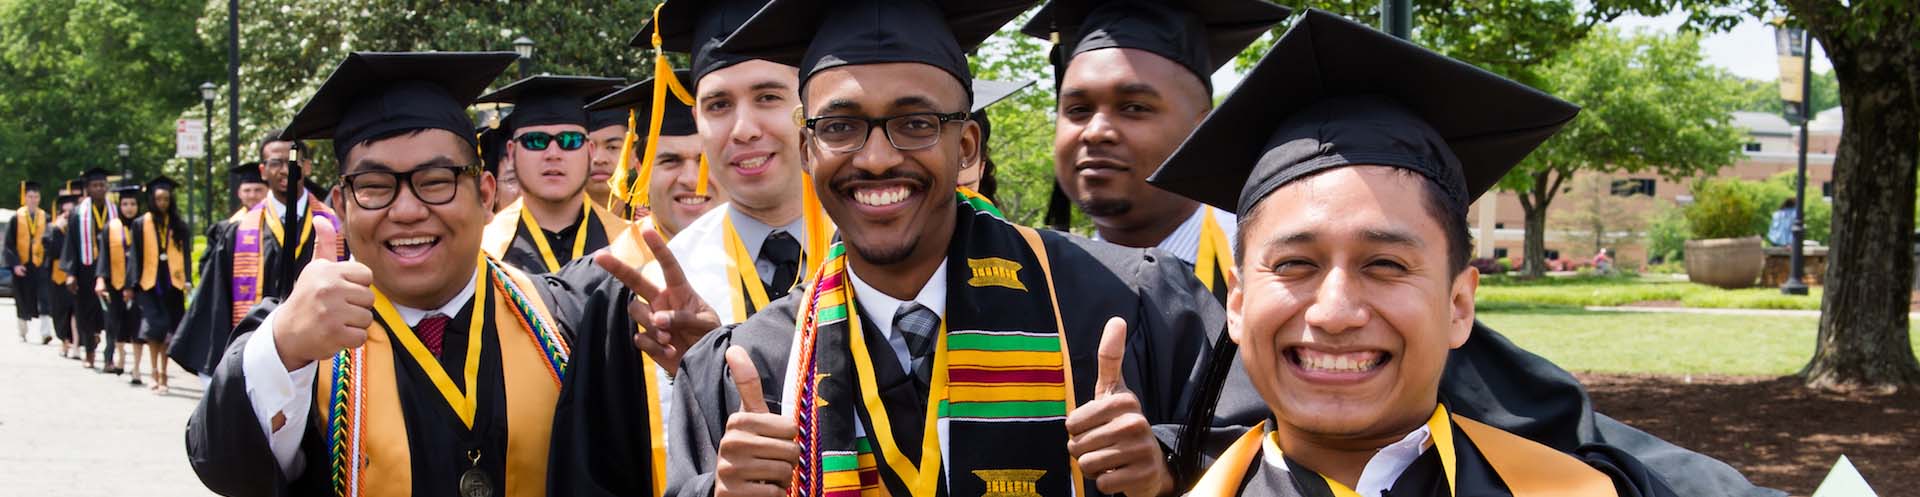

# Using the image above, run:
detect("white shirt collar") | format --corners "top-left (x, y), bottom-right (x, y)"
top-left (389, 267), bottom-right (480, 327)
top-left (846, 260), bottom-right (948, 339)
top-left (1261, 422), bottom-right (1433, 497)
top-left (727, 206), bottom-right (807, 261)
top-left (267, 190), bottom-right (310, 218)
top-left (1092, 206), bottom-right (1238, 265)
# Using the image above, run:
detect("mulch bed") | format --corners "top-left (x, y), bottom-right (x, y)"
top-left (1580, 373), bottom-right (1919, 496)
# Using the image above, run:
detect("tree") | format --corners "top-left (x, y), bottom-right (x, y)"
top-left (1502, 28), bottom-right (1746, 277)
top-left (1734, 70), bottom-right (1838, 117)
top-left (1551, 173), bottom-right (1651, 266)
top-left (969, 13), bottom-right (1073, 229)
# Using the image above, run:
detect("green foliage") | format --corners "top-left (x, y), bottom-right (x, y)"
top-left (0, 0), bottom-right (221, 210)
top-left (1683, 174), bottom-right (1831, 242)
top-left (1479, 306), bottom-right (1845, 376)
top-left (1685, 178), bottom-right (1766, 239)
top-left (1733, 70), bottom-right (1839, 117)
top-left (968, 13), bottom-right (1074, 230)
top-left (1646, 203), bottom-right (1691, 261)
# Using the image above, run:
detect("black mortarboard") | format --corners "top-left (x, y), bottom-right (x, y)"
top-left (283, 52), bottom-right (519, 162)
top-left (477, 75), bottom-right (625, 134)
top-left (80, 168), bottom-right (111, 182)
top-left (586, 70), bottom-right (700, 137)
top-left (231, 162), bottom-right (266, 185)
top-left (21, 180), bottom-right (40, 191)
top-left (476, 125), bottom-right (509, 174)
top-left (146, 176), bottom-right (178, 191)
top-left (719, 0), bottom-right (1034, 100)
top-left (588, 109), bottom-right (629, 132)
top-left (57, 191), bottom-right (79, 204)
top-left (634, 0), bottom-right (775, 84)
top-left (111, 183), bottom-right (143, 195)
top-left (1023, 0), bottom-right (1289, 89)
top-left (1148, 10), bottom-right (1580, 217)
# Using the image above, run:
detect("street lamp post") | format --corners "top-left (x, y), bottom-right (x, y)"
top-left (1381, 0), bottom-right (1412, 39)
top-left (201, 82), bottom-right (218, 227)
top-left (116, 144), bottom-right (130, 185)
top-left (1782, 31), bottom-right (1812, 296)
top-left (513, 36), bottom-right (536, 79)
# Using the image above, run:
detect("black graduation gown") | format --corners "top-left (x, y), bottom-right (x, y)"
top-left (125, 214), bottom-right (191, 343)
top-left (1208, 422), bottom-right (1679, 497)
top-left (183, 257), bottom-right (664, 497)
top-left (169, 214), bottom-right (320, 376)
top-left (95, 216), bottom-right (140, 346)
top-left (664, 228), bottom-right (1225, 497)
top-left (43, 223), bottom-right (72, 340)
top-left (61, 202), bottom-right (109, 345)
top-left (4, 209), bottom-right (49, 320)
top-left (499, 213), bottom-right (613, 275)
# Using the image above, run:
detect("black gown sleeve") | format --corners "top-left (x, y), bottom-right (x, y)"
top-left (666, 295), bottom-right (800, 497)
top-left (124, 218), bottom-right (143, 290)
top-left (539, 260), bottom-right (668, 497)
top-left (3, 218), bottom-right (19, 268)
top-left (184, 298), bottom-right (331, 497)
top-left (170, 221), bottom-right (236, 376)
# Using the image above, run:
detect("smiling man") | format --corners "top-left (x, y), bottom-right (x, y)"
top-left (478, 75), bottom-right (630, 275)
top-left (638, 0), bottom-right (837, 326)
top-left (170, 131), bottom-right (347, 381)
top-left (586, 98), bottom-right (629, 211)
top-left (587, 70), bottom-right (727, 240)
top-left (1151, 11), bottom-right (1739, 497)
top-left (184, 51), bottom-right (680, 497)
top-left (651, 1), bottom-right (1224, 497)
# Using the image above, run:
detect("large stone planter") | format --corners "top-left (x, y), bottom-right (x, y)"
top-left (1685, 236), bottom-right (1765, 289)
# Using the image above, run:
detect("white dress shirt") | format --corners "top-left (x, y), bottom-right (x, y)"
top-left (1262, 423), bottom-right (1434, 497)
top-left (666, 204), bottom-right (811, 326)
top-left (241, 268), bottom-right (479, 477)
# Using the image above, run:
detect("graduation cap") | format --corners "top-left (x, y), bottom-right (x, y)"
top-left (231, 162), bottom-right (266, 185)
top-left (79, 167), bottom-right (111, 183)
top-left (633, 0), bottom-right (775, 84)
top-left (20, 180), bottom-right (40, 191)
top-left (282, 52), bottom-right (520, 162)
top-left (968, 78), bottom-right (1035, 160)
top-left (56, 189), bottom-right (80, 205)
top-left (145, 175), bottom-right (178, 192)
top-left (1022, 0), bottom-right (1290, 90)
top-left (477, 75), bottom-right (625, 134)
top-left (1147, 10), bottom-right (1580, 218)
top-left (587, 70), bottom-right (706, 210)
top-left (717, 0), bottom-right (1035, 99)
top-left (476, 124), bottom-right (509, 175)
top-left (111, 183), bottom-right (144, 195)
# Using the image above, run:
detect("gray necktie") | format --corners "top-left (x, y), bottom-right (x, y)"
top-left (894, 302), bottom-right (940, 390)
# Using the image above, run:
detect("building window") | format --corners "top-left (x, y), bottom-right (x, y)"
top-left (1744, 142), bottom-right (1763, 152)
top-left (1822, 181), bottom-right (1833, 197)
top-left (1611, 178), bottom-right (1656, 197)
top-left (1495, 222), bottom-right (1505, 229)
top-left (1493, 247), bottom-right (1509, 259)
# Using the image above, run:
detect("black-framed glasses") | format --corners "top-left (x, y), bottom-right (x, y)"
top-left (803, 112), bottom-right (967, 153)
top-left (340, 164), bottom-right (481, 210)
top-left (514, 131), bottom-right (588, 151)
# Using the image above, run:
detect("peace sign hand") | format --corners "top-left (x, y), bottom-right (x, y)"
top-left (595, 224), bottom-right (721, 375)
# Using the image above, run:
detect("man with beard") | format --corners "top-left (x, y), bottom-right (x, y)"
top-left (640, 0), bottom-right (836, 326)
top-left (7, 180), bottom-right (49, 343)
top-left (95, 182), bottom-right (144, 375)
top-left (656, 1), bottom-right (1223, 496)
top-left (62, 167), bottom-right (114, 369)
top-left (170, 131), bottom-right (345, 384)
top-left (587, 70), bottom-right (727, 239)
top-left (477, 75), bottom-right (631, 274)
top-left (127, 176), bottom-right (192, 392)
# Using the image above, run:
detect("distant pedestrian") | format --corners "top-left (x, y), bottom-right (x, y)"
top-left (1768, 198), bottom-right (1798, 246)
top-left (1593, 247), bottom-right (1615, 274)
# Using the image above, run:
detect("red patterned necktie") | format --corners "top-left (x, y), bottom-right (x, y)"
top-left (417, 314), bottom-right (450, 358)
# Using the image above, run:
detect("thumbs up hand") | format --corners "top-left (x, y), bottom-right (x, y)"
top-left (1066, 317), bottom-right (1174, 497)
top-left (715, 346), bottom-right (801, 497)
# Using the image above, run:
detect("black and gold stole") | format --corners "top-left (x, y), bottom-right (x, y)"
top-left (789, 199), bottom-right (1083, 497)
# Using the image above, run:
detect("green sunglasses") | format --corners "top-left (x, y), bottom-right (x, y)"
top-left (514, 131), bottom-right (588, 151)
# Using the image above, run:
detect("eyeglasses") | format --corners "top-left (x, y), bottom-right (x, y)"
top-left (514, 131), bottom-right (588, 151)
top-left (803, 112), bottom-right (967, 153)
top-left (340, 164), bottom-right (481, 210)
top-left (262, 159), bottom-right (293, 171)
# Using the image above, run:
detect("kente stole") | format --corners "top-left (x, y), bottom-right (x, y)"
top-left (789, 200), bottom-right (1083, 497)
top-left (318, 258), bottom-right (570, 497)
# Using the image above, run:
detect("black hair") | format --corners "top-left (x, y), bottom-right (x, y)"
top-left (258, 127), bottom-right (309, 157)
top-left (1235, 168), bottom-right (1473, 278)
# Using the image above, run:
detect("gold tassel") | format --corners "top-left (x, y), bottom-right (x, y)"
top-left (635, 3), bottom-right (698, 214)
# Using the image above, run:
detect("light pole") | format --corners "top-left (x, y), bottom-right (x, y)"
top-left (1783, 30), bottom-right (1813, 296)
top-left (201, 82), bottom-right (218, 226)
top-left (116, 144), bottom-right (130, 185)
top-left (513, 36), bottom-right (536, 79)
top-left (1381, 0), bottom-right (1412, 39)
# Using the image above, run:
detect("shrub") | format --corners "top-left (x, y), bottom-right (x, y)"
top-left (1470, 257), bottom-right (1507, 275)
top-left (1647, 204), bottom-right (1691, 261)
top-left (1685, 178), bottom-right (1766, 239)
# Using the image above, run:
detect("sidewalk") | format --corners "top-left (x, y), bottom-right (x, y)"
top-left (0, 298), bottom-right (215, 496)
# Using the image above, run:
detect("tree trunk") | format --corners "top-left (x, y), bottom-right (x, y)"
top-left (1518, 170), bottom-right (1562, 278)
top-left (1799, 20), bottom-right (1920, 391)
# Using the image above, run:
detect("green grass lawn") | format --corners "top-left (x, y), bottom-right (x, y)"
top-left (1475, 302), bottom-right (1920, 376)
top-left (1475, 274), bottom-right (1825, 310)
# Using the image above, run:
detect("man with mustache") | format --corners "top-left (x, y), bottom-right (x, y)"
top-left (587, 70), bottom-right (727, 240)
top-left (660, 1), bottom-right (1224, 496)
top-left (171, 131), bottom-right (345, 383)
top-left (478, 76), bottom-right (631, 275)
top-left (184, 51), bottom-right (681, 497)
top-left (640, 0), bottom-right (835, 327)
